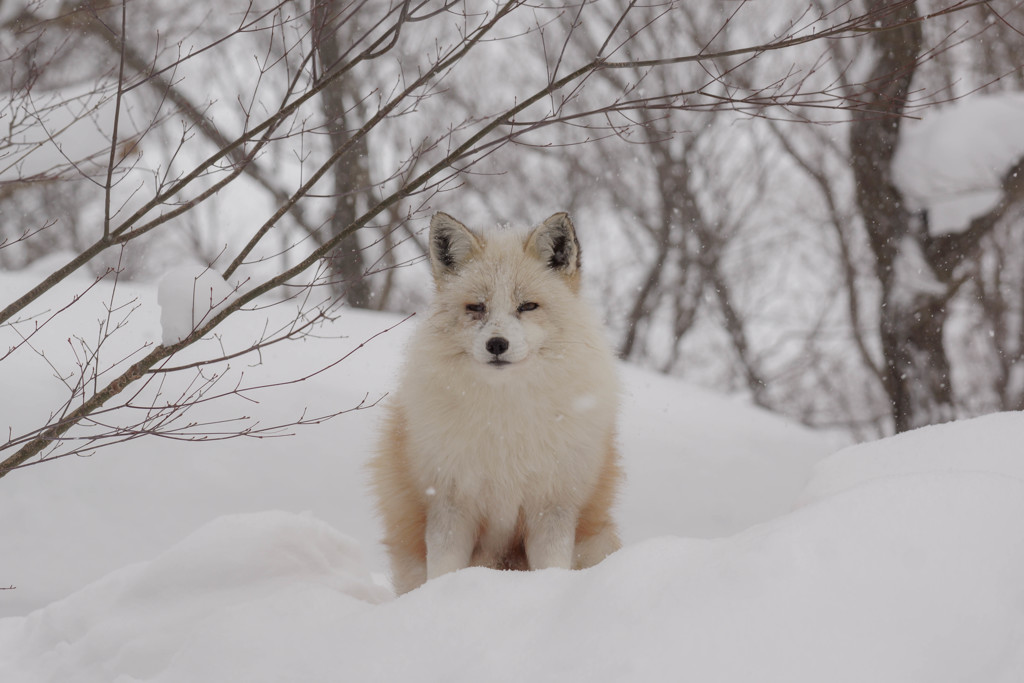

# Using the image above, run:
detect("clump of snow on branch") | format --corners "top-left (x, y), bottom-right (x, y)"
top-left (157, 266), bottom-right (240, 346)
top-left (893, 93), bottom-right (1024, 235)
top-left (887, 234), bottom-right (947, 309)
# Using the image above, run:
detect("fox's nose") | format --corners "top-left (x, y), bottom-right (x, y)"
top-left (486, 337), bottom-right (509, 356)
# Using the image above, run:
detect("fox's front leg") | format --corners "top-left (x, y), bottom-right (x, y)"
top-left (525, 505), bottom-right (577, 570)
top-left (425, 498), bottom-right (477, 580)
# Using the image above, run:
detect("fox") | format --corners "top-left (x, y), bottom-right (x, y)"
top-left (369, 211), bottom-right (622, 594)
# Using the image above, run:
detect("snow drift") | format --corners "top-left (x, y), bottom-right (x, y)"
top-left (2, 269), bottom-right (1023, 682)
top-left (3, 414), bottom-right (1023, 682)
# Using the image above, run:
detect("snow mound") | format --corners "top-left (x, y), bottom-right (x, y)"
top-left (4, 266), bottom-right (1023, 681)
top-left (0, 266), bottom-right (832, 619)
top-left (618, 369), bottom-right (826, 540)
top-left (1, 512), bottom-right (388, 683)
top-left (157, 265), bottom-right (240, 345)
top-left (3, 415), bottom-right (1024, 682)
top-left (800, 410), bottom-right (1024, 502)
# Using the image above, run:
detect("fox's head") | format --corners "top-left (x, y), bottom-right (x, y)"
top-left (426, 211), bottom-right (584, 371)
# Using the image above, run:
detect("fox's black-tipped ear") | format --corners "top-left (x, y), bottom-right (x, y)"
top-left (527, 212), bottom-right (581, 282)
top-left (429, 212), bottom-right (482, 283)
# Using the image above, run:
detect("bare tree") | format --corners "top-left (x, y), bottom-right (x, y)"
top-left (637, 0), bottom-right (1024, 436)
top-left (849, 0), bottom-right (1024, 432)
top-left (0, 0), bottom-right (1003, 479)
top-left (311, 0), bottom-right (374, 307)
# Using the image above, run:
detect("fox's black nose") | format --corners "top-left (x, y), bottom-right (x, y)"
top-left (486, 337), bottom-right (509, 356)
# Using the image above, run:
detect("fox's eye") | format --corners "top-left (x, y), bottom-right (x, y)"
top-left (466, 303), bottom-right (486, 314)
top-left (517, 302), bottom-right (539, 313)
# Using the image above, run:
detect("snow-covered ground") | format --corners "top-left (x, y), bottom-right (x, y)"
top-left (2, 268), bottom-right (1023, 681)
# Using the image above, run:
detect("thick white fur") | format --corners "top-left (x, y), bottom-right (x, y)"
top-left (370, 213), bottom-right (622, 594)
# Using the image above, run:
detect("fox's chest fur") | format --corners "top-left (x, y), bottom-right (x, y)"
top-left (399, 337), bottom-right (617, 512)
top-left (369, 211), bottom-right (622, 594)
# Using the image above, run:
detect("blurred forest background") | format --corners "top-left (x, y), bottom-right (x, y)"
top-left (2, 0), bottom-right (1024, 476)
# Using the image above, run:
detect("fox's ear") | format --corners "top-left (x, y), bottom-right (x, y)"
top-left (429, 212), bottom-right (482, 282)
top-left (526, 212), bottom-right (581, 280)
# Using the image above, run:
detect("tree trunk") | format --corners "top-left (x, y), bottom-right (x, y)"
top-left (851, 2), bottom-right (1024, 432)
top-left (314, 0), bottom-right (372, 308)
top-left (848, 0), bottom-right (956, 432)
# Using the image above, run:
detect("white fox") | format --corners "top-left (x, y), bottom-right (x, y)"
top-left (369, 212), bottom-right (622, 594)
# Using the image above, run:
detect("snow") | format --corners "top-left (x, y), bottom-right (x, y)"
top-left (893, 92), bottom-right (1024, 235)
top-left (2, 268), bottom-right (1024, 681)
top-left (156, 265), bottom-right (241, 345)
top-left (800, 411), bottom-right (1024, 503)
top-left (887, 233), bottom-right (947, 309)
